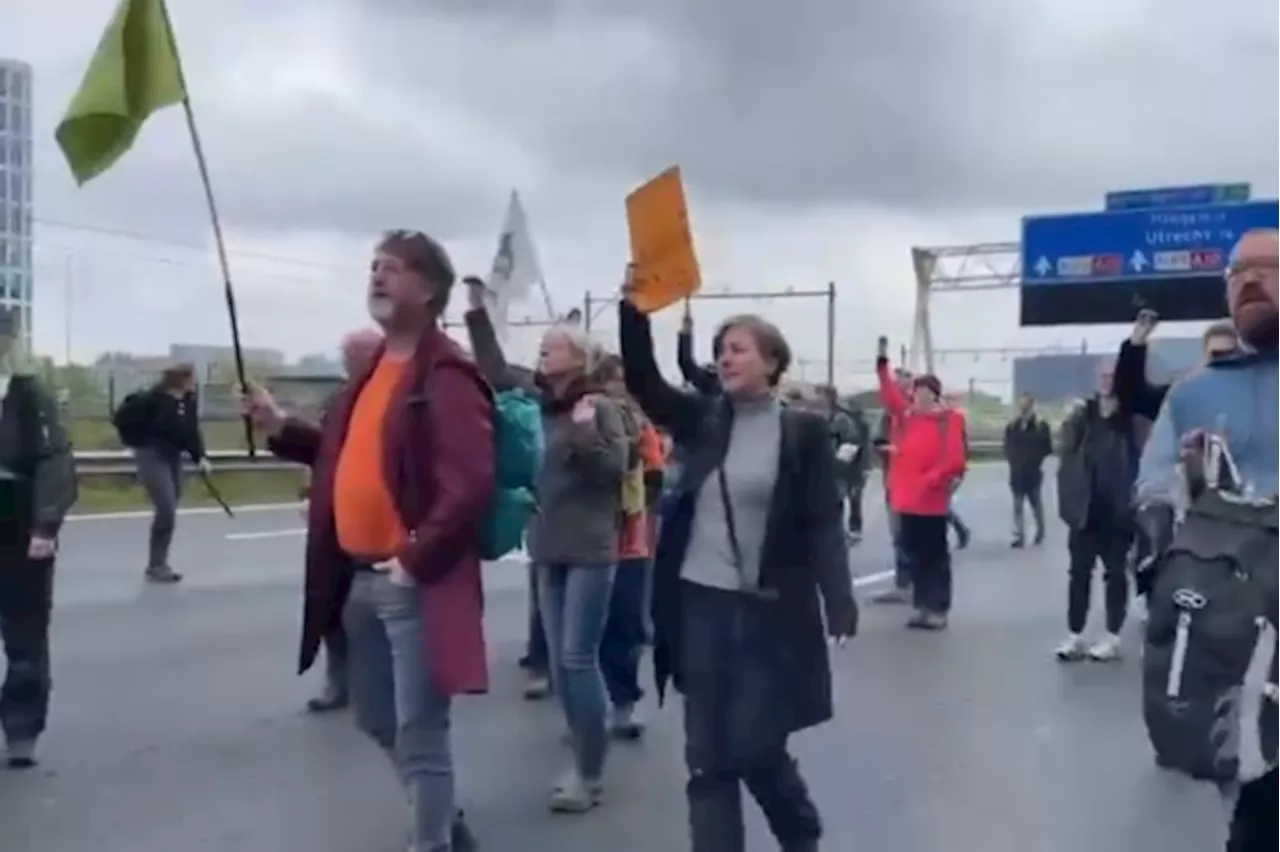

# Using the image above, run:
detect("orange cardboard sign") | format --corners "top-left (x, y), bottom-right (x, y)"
top-left (625, 166), bottom-right (701, 313)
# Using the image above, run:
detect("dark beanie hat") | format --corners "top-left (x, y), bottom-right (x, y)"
top-left (913, 373), bottom-right (942, 397)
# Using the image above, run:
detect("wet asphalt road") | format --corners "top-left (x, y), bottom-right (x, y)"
top-left (0, 466), bottom-right (1228, 851)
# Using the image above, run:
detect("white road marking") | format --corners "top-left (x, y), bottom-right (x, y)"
top-left (65, 502), bottom-right (302, 523)
top-left (225, 528), bottom-right (307, 541)
top-left (852, 570), bottom-right (894, 587)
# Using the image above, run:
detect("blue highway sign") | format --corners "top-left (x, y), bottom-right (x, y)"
top-left (1021, 200), bottom-right (1279, 286)
top-left (1105, 183), bottom-right (1251, 211)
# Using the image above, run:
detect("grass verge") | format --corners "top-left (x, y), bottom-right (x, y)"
top-left (74, 469), bottom-right (306, 515)
top-left (68, 419), bottom-right (264, 453)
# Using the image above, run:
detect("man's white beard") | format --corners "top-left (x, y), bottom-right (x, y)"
top-left (367, 297), bottom-right (395, 324)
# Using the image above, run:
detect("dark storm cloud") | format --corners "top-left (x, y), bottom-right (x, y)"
top-left (356, 0), bottom-right (1279, 212)
top-left (33, 79), bottom-right (504, 246)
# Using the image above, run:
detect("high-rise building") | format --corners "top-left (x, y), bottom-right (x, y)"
top-left (0, 58), bottom-right (32, 353)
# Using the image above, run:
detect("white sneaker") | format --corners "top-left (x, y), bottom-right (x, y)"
top-left (548, 769), bottom-right (602, 813)
top-left (1055, 634), bottom-right (1086, 661)
top-left (1087, 634), bottom-right (1122, 662)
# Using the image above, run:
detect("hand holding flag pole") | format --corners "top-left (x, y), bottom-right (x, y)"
top-left (55, 0), bottom-right (256, 459)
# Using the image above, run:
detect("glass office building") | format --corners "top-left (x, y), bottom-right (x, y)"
top-left (0, 59), bottom-right (32, 351)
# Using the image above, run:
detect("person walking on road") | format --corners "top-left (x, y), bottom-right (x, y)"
top-left (875, 338), bottom-right (967, 630)
top-left (618, 269), bottom-right (857, 852)
top-left (112, 362), bottom-right (210, 584)
top-left (819, 386), bottom-right (870, 544)
top-left (1134, 227), bottom-right (1278, 852)
top-left (524, 327), bottom-right (628, 813)
top-left (1002, 393), bottom-right (1053, 547)
top-left (869, 376), bottom-right (914, 605)
top-left (0, 307), bottom-right (78, 769)
top-left (465, 275), bottom-right (630, 812)
top-left (248, 229), bottom-right (489, 852)
top-left (303, 327), bottom-right (383, 715)
top-left (1053, 364), bottom-right (1139, 663)
top-left (460, 277), bottom-right (553, 701)
top-left (594, 352), bottom-right (660, 741)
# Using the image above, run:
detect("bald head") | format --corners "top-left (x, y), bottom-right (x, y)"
top-left (341, 328), bottom-right (383, 378)
top-left (1226, 228), bottom-right (1279, 350)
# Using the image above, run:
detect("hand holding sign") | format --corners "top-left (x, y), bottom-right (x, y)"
top-left (625, 166), bottom-right (701, 313)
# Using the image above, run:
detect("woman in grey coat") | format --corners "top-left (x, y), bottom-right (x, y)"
top-left (618, 275), bottom-right (857, 852)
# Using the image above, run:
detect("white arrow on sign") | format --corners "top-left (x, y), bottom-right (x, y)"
top-left (1130, 250), bottom-right (1149, 272)
top-left (1034, 256), bottom-right (1052, 276)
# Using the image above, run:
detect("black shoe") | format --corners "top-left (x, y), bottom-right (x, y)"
top-left (1033, 530), bottom-right (1045, 545)
top-left (782, 841), bottom-right (819, 852)
top-left (1011, 538), bottom-right (1025, 549)
top-left (144, 565), bottom-right (183, 584)
top-left (5, 740), bottom-right (36, 769)
top-left (452, 810), bottom-right (479, 851)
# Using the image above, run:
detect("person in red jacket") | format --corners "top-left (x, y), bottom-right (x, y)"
top-left (875, 338), bottom-right (967, 630)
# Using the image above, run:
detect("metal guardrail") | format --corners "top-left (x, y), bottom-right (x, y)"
top-left (72, 441), bottom-right (1010, 477)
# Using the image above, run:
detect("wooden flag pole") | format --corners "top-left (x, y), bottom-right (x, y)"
top-left (159, 2), bottom-right (255, 457)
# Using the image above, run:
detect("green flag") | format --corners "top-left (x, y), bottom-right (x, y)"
top-left (55, 0), bottom-right (187, 185)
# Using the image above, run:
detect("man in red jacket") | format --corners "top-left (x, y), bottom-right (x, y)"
top-left (245, 230), bottom-right (493, 852)
top-left (875, 338), bottom-right (968, 630)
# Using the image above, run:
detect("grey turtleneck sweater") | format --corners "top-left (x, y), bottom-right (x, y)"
top-left (682, 396), bottom-right (782, 590)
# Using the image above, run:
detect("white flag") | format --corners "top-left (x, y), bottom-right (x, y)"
top-left (487, 190), bottom-right (548, 336)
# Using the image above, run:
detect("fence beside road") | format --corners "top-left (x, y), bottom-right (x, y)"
top-left (73, 442), bottom-right (1012, 478)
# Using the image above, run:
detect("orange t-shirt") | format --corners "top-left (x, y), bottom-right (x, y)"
top-left (333, 355), bottom-right (409, 560)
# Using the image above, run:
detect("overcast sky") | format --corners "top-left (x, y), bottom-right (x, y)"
top-left (3, 0), bottom-right (1276, 391)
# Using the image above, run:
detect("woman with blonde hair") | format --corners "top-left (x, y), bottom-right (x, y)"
top-left (462, 280), bottom-right (629, 813)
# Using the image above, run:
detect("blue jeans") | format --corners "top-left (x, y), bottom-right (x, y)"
top-left (345, 571), bottom-right (455, 852)
top-left (600, 558), bottom-right (651, 708)
top-left (537, 562), bottom-right (616, 781)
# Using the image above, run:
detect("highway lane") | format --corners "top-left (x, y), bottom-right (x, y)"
top-left (1, 466), bottom-right (1227, 851)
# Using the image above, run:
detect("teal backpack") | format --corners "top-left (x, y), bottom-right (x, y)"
top-left (482, 388), bottom-right (543, 559)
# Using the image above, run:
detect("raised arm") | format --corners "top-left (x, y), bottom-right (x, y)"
top-left (1114, 339), bottom-right (1169, 422)
top-left (618, 298), bottom-right (705, 444)
top-left (676, 324), bottom-right (701, 387)
top-left (875, 356), bottom-right (908, 416)
top-left (463, 306), bottom-right (535, 393)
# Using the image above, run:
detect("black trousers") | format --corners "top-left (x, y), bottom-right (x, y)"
top-left (0, 549), bottom-right (54, 745)
top-left (1066, 523), bottom-right (1130, 634)
top-left (844, 479), bottom-right (864, 535)
top-left (899, 514), bottom-right (951, 614)
top-left (679, 581), bottom-right (821, 852)
top-left (1227, 769), bottom-right (1277, 852)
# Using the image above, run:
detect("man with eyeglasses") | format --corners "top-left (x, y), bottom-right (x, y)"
top-left (1135, 228), bottom-right (1278, 852)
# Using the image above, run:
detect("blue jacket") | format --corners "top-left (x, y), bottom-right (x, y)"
top-left (1136, 348), bottom-right (1279, 506)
